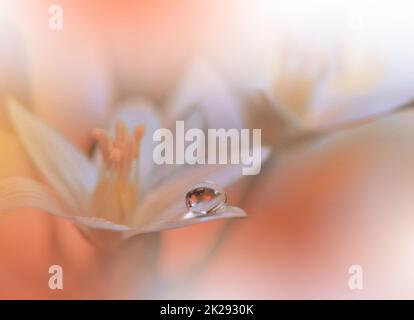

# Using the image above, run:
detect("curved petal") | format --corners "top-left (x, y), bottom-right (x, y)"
top-left (271, 41), bottom-right (336, 126)
top-left (0, 177), bottom-right (74, 217)
top-left (139, 205), bottom-right (246, 234)
top-left (165, 58), bottom-right (244, 130)
top-left (242, 90), bottom-right (302, 147)
top-left (133, 146), bottom-right (269, 227)
top-left (0, 176), bottom-right (134, 247)
top-left (136, 164), bottom-right (242, 224)
top-left (6, 100), bottom-right (98, 213)
top-left (151, 144), bottom-right (270, 189)
top-left (72, 216), bottom-right (132, 232)
top-left (315, 85), bottom-right (414, 130)
top-left (149, 103), bottom-right (208, 187)
top-left (107, 100), bottom-right (161, 194)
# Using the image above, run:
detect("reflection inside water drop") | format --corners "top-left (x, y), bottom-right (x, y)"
top-left (185, 182), bottom-right (227, 215)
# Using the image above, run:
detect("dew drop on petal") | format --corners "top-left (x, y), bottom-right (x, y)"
top-left (185, 182), bottom-right (227, 215)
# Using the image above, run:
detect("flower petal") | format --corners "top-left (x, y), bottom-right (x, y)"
top-left (140, 205), bottom-right (246, 234)
top-left (242, 90), bottom-right (302, 147)
top-left (315, 84), bottom-right (414, 130)
top-left (0, 177), bottom-right (74, 217)
top-left (107, 99), bottom-right (161, 194)
top-left (6, 100), bottom-right (97, 213)
top-left (72, 216), bottom-right (132, 232)
top-left (75, 205), bottom-right (245, 240)
top-left (148, 105), bottom-right (207, 188)
top-left (134, 146), bottom-right (270, 228)
top-left (271, 41), bottom-right (335, 126)
top-left (165, 58), bottom-right (244, 129)
top-left (0, 177), bottom-right (134, 236)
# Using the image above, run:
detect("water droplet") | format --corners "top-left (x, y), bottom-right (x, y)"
top-left (185, 182), bottom-right (226, 215)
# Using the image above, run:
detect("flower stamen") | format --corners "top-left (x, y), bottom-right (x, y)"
top-left (91, 121), bottom-right (145, 224)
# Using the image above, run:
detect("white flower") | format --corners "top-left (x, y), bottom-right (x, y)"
top-left (0, 99), bottom-right (253, 248)
top-left (239, 40), bottom-right (414, 149)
